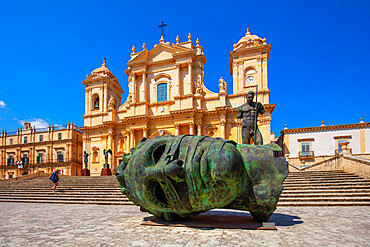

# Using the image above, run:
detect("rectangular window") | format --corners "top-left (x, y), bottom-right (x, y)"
top-left (57, 151), bottom-right (64, 163)
top-left (37, 153), bottom-right (43, 164)
top-left (157, 83), bottom-right (167, 102)
top-left (9, 138), bottom-right (13, 145)
top-left (22, 154), bottom-right (29, 165)
top-left (7, 155), bottom-right (14, 166)
top-left (338, 140), bottom-right (346, 154)
top-left (39, 135), bottom-right (43, 142)
top-left (58, 133), bottom-right (62, 140)
top-left (24, 136), bottom-right (27, 144)
top-left (301, 143), bottom-right (310, 156)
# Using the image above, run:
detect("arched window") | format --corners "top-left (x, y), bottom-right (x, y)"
top-left (157, 83), bottom-right (167, 102)
top-left (93, 94), bottom-right (100, 109)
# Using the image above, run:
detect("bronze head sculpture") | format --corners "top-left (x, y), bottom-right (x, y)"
top-left (116, 135), bottom-right (288, 222)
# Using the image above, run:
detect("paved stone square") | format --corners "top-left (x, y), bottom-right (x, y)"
top-left (0, 203), bottom-right (368, 246)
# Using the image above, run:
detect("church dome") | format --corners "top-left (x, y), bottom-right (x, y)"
top-left (91, 59), bottom-right (110, 74)
top-left (88, 59), bottom-right (116, 80)
top-left (233, 28), bottom-right (267, 50)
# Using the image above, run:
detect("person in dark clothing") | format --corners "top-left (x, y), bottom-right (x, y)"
top-left (50, 169), bottom-right (60, 192)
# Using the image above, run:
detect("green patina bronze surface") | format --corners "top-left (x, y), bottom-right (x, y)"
top-left (116, 135), bottom-right (288, 222)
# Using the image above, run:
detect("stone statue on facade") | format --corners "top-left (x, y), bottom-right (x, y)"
top-left (195, 79), bottom-right (203, 94)
top-left (236, 91), bottom-right (265, 145)
top-left (83, 151), bottom-right (89, 169)
top-left (116, 135), bottom-right (288, 222)
top-left (23, 122), bottom-right (31, 130)
top-left (218, 77), bottom-right (227, 93)
top-left (108, 95), bottom-right (116, 109)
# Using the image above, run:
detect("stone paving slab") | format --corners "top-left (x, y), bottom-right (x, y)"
top-left (0, 203), bottom-right (368, 246)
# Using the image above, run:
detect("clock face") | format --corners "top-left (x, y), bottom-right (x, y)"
top-left (246, 76), bottom-right (254, 83)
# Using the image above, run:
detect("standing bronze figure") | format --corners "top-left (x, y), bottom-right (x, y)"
top-left (83, 151), bottom-right (89, 169)
top-left (103, 149), bottom-right (112, 165)
top-left (236, 91), bottom-right (265, 145)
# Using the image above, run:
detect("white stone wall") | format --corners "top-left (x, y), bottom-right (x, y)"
top-left (365, 127), bottom-right (370, 153)
top-left (288, 128), bottom-right (364, 158)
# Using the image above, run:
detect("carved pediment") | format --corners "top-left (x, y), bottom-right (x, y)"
top-left (129, 43), bottom-right (194, 65)
top-left (233, 39), bottom-right (266, 51)
top-left (149, 49), bottom-right (174, 63)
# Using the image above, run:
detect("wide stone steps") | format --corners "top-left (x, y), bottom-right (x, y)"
top-left (1, 170), bottom-right (369, 206)
top-left (0, 199), bottom-right (132, 205)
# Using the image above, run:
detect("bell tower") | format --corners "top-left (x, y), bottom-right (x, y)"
top-left (82, 59), bottom-right (123, 127)
top-left (229, 28), bottom-right (271, 104)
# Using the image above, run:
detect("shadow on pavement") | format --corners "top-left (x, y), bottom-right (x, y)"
top-left (270, 213), bottom-right (303, 226)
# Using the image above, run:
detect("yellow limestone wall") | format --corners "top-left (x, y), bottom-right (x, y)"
top-left (82, 30), bottom-right (277, 176)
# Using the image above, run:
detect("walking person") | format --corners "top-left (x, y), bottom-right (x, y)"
top-left (50, 169), bottom-right (60, 192)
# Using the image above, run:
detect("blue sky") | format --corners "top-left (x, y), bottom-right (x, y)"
top-left (0, 0), bottom-right (369, 136)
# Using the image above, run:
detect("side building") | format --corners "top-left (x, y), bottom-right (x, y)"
top-left (0, 122), bottom-right (83, 179)
top-left (81, 29), bottom-right (277, 176)
top-left (277, 120), bottom-right (370, 169)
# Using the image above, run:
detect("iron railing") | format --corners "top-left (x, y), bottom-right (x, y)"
top-left (53, 125), bottom-right (68, 130)
top-left (299, 151), bottom-right (314, 158)
top-left (34, 127), bottom-right (49, 133)
top-left (1, 158), bottom-right (82, 167)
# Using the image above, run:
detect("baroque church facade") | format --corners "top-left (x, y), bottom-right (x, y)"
top-left (81, 29), bottom-right (276, 176)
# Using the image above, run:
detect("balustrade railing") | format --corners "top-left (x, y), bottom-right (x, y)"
top-left (1, 158), bottom-right (82, 167)
top-left (299, 151), bottom-right (315, 158)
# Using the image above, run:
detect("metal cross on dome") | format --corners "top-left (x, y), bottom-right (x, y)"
top-left (158, 21), bottom-right (167, 38)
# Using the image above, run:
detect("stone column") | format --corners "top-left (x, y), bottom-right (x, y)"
top-left (130, 129), bottom-right (134, 149)
top-left (189, 123), bottom-right (195, 135)
top-left (238, 62), bottom-right (244, 92)
top-left (197, 123), bottom-right (202, 136)
top-left (176, 64), bottom-right (181, 96)
top-left (143, 127), bottom-right (148, 138)
top-left (187, 61), bottom-right (192, 94)
top-left (125, 133), bottom-right (130, 153)
top-left (236, 119), bottom-right (242, 144)
top-left (85, 89), bottom-right (89, 114)
top-left (132, 73), bottom-right (137, 103)
top-left (142, 70), bottom-right (147, 102)
top-left (174, 124), bottom-right (180, 136)
top-left (232, 64), bottom-right (238, 94)
top-left (66, 144), bottom-right (70, 161)
top-left (103, 84), bottom-right (108, 112)
top-left (220, 118), bottom-right (226, 139)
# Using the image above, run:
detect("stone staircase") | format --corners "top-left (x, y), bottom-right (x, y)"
top-left (0, 170), bottom-right (369, 206)
top-left (278, 170), bottom-right (370, 206)
top-left (0, 176), bottom-right (132, 205)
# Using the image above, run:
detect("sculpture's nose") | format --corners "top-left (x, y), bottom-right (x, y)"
top-left (164, 159), bottom-right (185, 182)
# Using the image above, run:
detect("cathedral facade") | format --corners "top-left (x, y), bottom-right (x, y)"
top-left (81, 29), bottom-right (276, 176)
